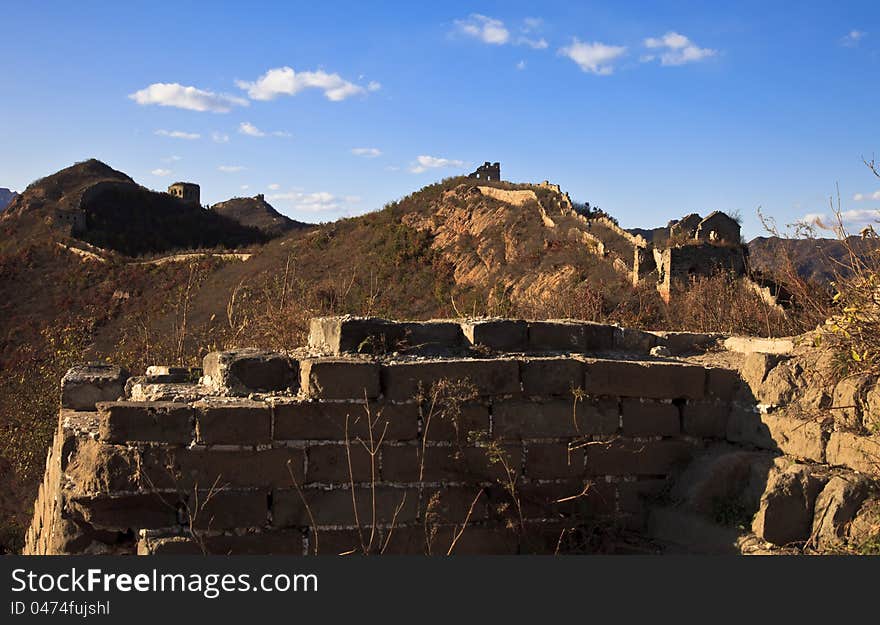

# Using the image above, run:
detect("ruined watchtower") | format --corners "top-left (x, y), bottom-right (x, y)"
top-left (468, 162), bottom-right (501, 182)
top-left (167, 182), bottom-right (200, 205)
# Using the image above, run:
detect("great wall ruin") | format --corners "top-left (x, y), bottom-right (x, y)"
top-left (24, 316), bottom-right (880, 555)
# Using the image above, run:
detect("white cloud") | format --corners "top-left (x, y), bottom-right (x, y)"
top-left (268, 183), bottom-right (281, 191)
top-left (211, 131), bottom-right (230, 143)
top-left (268, 190), bottom-right (339, 212)
top-left (518, 37), bottom-right (548, 49)
top-left (522, 17), bottom-right (543, 32)
top-left (800, 208), bottom-right (880, 231)
top-left (218, 165), bottom-right (245, 173)
top-left (559, 39), bottom-right (627, 75)
top-left (842, 30), bottom-right (867, 47)
top-left (409, 155), bottom-right (466, 174)
top-left (239, 121), bottom-right (266, 137)
top-left (351, 147), bottom-right (382, 158)
top-left (155, 129), bottom-right (200, 140)
top-left (643, 32), bottom-right (717, 65)
top-left (151, 168), bottom-right (172, 176)
top-left (236, 67), bottom-right (378, 102)
top-left (455, 14), bottom-right (510, 45)
top-left (516, 60), bottom-right (527, 70)
top-left (129, 83), bottom-right (248, 113)
top-left (854, 191), bottom-right (880, 201)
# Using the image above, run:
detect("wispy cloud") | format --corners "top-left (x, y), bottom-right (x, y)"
top-left (161, 155), bottom-right (182, 163)
top-left (800, 208), bottom-right (880, 231)
top-left (455, 14), bottom-right (510, 45)
top-left (151, 168), bottom-right (172, 176)
top-left (238, 121), bottom-right (290, 137)
top-left (212, 131), bottom-right (230, 143)
top-left (155, 129), bottom-right (200, 140)
top-left (516, 60), bottom-right (527, 70)
top-left (409, 155), bottom-right (466, 174)
top-left (853, 191), bottom-right (880, 201)
top-left (218, 165), bottom-right (245, 173)
top-left (268, 190), bottom-right (349, 212)
top-left (236, 67), bottom-right (380, 102)
top-left (642, 32), bottom-right (717, 65)
top-left (841, 30), bottom-right (867, 47)
top-left (559, 39), bottom-right (626, 75)
top-left (455, 14), bottom-right (548, 49)
top-left (130, 83), bottom-right (247, 112)
top-left (351, 147), bottom-right (382, 158)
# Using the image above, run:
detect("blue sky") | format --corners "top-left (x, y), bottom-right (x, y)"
top-left (0, 1), bottom-right (878, 238)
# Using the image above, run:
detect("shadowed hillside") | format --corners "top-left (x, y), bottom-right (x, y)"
top-left (211, 195), bottom-right (313, 237)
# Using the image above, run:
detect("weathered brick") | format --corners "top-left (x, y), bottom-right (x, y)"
top-left (140, 446), bottom-right (304, 491)
top-left (612, 328), bottom-right (659, 353)
top-left (461, 319), bottom-right (528, 351)
top-left (527, 321), bottom-right (615, 353)
top-left (583, 360), bottom-right (706, 400)
top-left (706, 367), bottom-right (741, 401)
top-left (381, 444), bottom-right (517, 482)
top-left (309, 317), bottom-right (465, 356)
top-left (203, 349), bottom-right (298, 395)
top-left (422, 403), bottom-right (489, 442)
top-left (65, 440), bottom-right (139, 496)
top-left (584, 439), bottom-right (697, 476)
top-left (190, 489), bottom-right (268, 530)
top-left (195, 400), bottom-right (271, 445)
top-left (307, 444), bottom-right (372, 483)
top-left (138, 536), bottom-right (202, 555)
top-left (681, 401), bottom-right (730, 438)
top-left (300, 358), bottom-right (380, 400)
top-left (97, 401), bottom-right (193, 444)
top-left (621, 399), bottom-right (680, 437)
top-left (381, 359), bottom-right (520, 401)
top-left (311, 529), bottom-right (365, 555)
top-left (520, 358), bottom-right (585, 396)
top-left (518, 479), bottom-right (616, 519)
top-left (68, 493), bottom-right (178, 530)
top-left (205, 530), bottom-right (305, 555)
top-left (274, 487), bottom-right (418, 527)
top-left (493, 397), bottom-right (618, 439)
top-left (61, 363), bottom-right (128, 411)
top-left (526, 443), bottom-right (584, 479)
top-left (423, 486), bottom-right (489, 522)
top-left (826, 431), bottom-right (880, 476)
top-left (273, 400), bottom-right (418, 441)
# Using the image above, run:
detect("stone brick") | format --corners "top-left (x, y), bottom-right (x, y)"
top-left (381, 359), bottom-right (520, 401)
top-left (65, 440), bottom-right (139, 496)
top-left (526, 443), bottom-right (585, 479)
top-left (423, 486), bottom-right (489, 522)
top-left (706, 367), bottom-right (742, 401)
top-left (526, 321), bottom-right (615, 353)
top-left (520, 358), bottom-right (585, 396)
top-left (97, 401), bottom-right (194, 444)
top-left (612, 328), bottom-right (659, 353)
top-left (583, 360), bottom-right (706, 400)
top-left (309, 317), bottom-right (466, 356)
top-left (493, 397), bottom-right (618, 439)
top-left (145, 366), bottom-right (201, 384)
top-left (300, 358), bottom-right (380, 400)
top-left (273, 400), bottom-right (418, 441)
top-left (681, 401), bottom-right (729, 438)
top-left (68, 493), bottom-right (178, 530)
top-left (311, 529), bottom-right (365, 555)
top-left (191, 490), bottom-right (268, 530)
top-left (461, 319), bottom-right (528, 352)
top-left (203, 349), bottom-right (298, 395)
top-left (422, 403), bottom-right (489, 442)
top-left (140, 446), bottom-right (305, 491)
top-left (138, 536), bottom-right (202, 555)
top-left (518, 479), bottom-right (616, 519)
top-left (195, 400), bottom-right (271, 445)
top-left (274, 487), bottom-right (419, 527)
top-left (307, 444), bottom-right (372, 483)
top-left (204, 530), bottom-right (305, 555)
top-left (381, 444), bottom-right (517, 482)
top-left (826, 431), bottom-right (880, 476)
top-left (621, 399), bottom-right (680, 437)
top-left (584, 438), bottom-right (697, 476)
top-left (652, 332), bottom-right (721, 356)
top-left (61, 363), bottom-right (128, 411)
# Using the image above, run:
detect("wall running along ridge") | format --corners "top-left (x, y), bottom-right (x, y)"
top-left (24, 317), bottom-right (880, 555)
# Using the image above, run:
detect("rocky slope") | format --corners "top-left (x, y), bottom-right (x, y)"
top-left (0, 188), bottom-right (17, 212)
top-left (211, 195), bottom-right (312, 237)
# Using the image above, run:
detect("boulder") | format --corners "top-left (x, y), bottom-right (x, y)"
top-left (752, 461), bottom-right (830, 546)
top-left (810, 474), bottom-right (870, 550)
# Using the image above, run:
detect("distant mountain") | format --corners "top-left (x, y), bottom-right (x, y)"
top-left (0, 159), bottom-right (271, 256)
top-left (748, 236), bottom-right (880, 283)
top-left (211, 195), bottom-right (312, 237)
top-left (0, 188), bottom-right (17, 212)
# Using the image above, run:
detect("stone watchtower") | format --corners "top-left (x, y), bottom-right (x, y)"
top-left (468, 162), bottom-right (501, 182)
top-left (167, 182), bottom-right (200, 205)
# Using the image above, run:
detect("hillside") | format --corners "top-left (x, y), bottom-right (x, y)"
top-left (211, 195), bottom-right (312, 236)
top-left (0, 188), bottom-right (17, 212)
